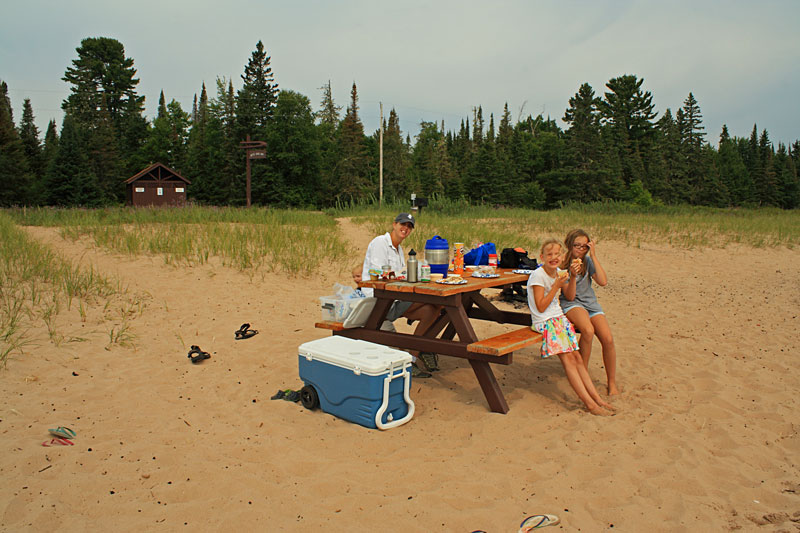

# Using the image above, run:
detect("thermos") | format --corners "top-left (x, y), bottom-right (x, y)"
top-left (424, 235), bottom-right (449, 277)
top-left (407, 249), bottom-right (419, 282)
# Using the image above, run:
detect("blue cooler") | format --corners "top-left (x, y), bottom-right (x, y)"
top-left (298, 336), bottom-right (415, 430)
top-left (425, 235), bottom-right (450, 277)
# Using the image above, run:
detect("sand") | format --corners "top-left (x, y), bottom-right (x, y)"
top-left (1, 220), bottom-right (799, 532)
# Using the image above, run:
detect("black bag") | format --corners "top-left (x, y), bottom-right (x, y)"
top-left (499, 248), bottom-right (538, 269)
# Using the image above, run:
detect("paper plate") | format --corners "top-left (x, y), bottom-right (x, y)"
top-left (471, 273), bottom-right (500, 278)
top-left (512, 269), bottom-right (537, 274)
top-left (435, 278), bottom-right (468, 285)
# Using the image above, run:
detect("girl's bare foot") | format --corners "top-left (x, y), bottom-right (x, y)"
top-left (608, 383), bottom-right (620, 395)
top-left (588, 406), bottom-right (615, 416)
top-left (599, 399), bottom-right (617, 411)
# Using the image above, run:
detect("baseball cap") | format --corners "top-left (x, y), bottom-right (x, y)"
top-left (394, 212), bottom-right (415, 228)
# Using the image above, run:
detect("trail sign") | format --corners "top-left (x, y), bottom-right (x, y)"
top-left (238, 135), bottom-right (267, 207)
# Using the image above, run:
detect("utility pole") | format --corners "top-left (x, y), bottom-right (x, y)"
top-left (379, 102), bottom-right (384, 207)
top-left (238, 134), bottom-right (266, 207)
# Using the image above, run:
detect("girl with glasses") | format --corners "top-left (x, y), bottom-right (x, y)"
top-left (560, 229), bottom-right (619, 395)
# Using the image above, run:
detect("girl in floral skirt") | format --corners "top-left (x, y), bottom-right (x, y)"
top-left (526, 239), bottom-right (615, 416)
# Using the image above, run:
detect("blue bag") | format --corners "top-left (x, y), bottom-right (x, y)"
top-left (463, 242), bottom-right (497, 265)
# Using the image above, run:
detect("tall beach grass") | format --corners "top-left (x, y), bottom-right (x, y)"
top-left (8, 206), bottom-right (355, 275)
top-left (330, 198), bottom-right (800, 252)
top-left (0, 212), bottom-right (136, 365)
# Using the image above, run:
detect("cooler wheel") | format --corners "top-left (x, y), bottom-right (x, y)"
top-left (300, 385), bottom-right (319, 410)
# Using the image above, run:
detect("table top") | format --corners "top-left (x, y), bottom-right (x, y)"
top-left (358, 268), bottom-right (530, 297)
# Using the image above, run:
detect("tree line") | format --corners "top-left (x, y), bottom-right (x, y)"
top-left (1, 37), bottom-right (798, 209)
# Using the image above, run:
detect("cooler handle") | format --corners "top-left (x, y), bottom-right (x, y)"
top-left (375, 364), bottom-right (415, 430)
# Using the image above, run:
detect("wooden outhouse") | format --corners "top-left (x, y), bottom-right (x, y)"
top-left (125, 163), bottom-right (191, 207)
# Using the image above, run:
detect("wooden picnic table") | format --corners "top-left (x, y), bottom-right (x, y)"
top-left (315, 268), bottom-right (541, 414)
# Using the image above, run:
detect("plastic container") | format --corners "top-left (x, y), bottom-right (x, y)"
top-left (453, 242), bottom-right (464, 275)
top-left (319, 296), bottom-right (360, 322)
top-left (425, 235), bottom-right (449, 277)
top-left (298, 336), bottom-right (414, 430)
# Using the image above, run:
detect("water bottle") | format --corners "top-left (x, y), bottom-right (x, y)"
top-left (420, 258), bottom-right (431, 282)
top-left (407, 249), bottom-right (419, 283)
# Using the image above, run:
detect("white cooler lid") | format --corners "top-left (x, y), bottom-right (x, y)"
top-left (299, 336), bottom-right (412, 375)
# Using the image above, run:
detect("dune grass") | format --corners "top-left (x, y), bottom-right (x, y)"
top-left (8, 206), bottom-right (355, 275)
top-left (0, 211), bottom-right (140, 365)
top-left (331, 198), bottom-right (800, 252)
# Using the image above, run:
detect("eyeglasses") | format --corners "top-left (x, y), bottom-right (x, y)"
top-left (572, 244), bottom-right (589, 250)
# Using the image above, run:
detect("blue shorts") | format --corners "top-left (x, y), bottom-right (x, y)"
top-left (561, 300), bottom-right (605, 318)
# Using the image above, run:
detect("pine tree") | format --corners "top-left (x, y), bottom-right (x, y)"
top-left (773, 143), bottom-right (799, 209)
top-left (87, 97), bottom-right (122, 203)
top-left (237, 40), bottom-right (279, 139)
top-left (598, 74), bottom-right (657, 187)
top-left (62, 37), bottom-right (144, 135)
top-left (472, 106), bottom-right (484, 145)
top-left (0, 80), bottom-right (32, 205)
top-left (497, 103), bottom-right (513, 149)
top-left (18, 98), bottom-right (43, 199)
top-left (410, 122), bottom-right (447, 197)
top-left (336, 82), bottom-right (370, 202)
top-left (316, 80), bottom-right (341, 129)
top-left (144, 94), bottom-right (190, 171)
top-left (680, 92), bottom-right (706, 149)
top-left (118, 91), bottom-right (150, 177)
top-left (756, 129), bottom-right (778, 206)
top-left (679, 92), bottom-right (717, 204)
top-left (563, 83), bottom-right (602, 171)
top-left (382, 108), bottom-right (410, 200)
top-left (717, 125), bottom-right (751, 206)
top-left (258, 90), bottom-right (320, 206)
top-left (45, 115), bottom-right (101, 206)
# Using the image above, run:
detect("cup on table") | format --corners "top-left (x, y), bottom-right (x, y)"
top-left (430, 273), bottom-right (444, 282)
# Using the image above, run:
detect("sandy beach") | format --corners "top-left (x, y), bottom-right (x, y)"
top-left (1, 220), bottom-right (799, 532)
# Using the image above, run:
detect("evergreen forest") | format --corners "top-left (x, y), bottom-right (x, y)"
top-left (1, 37), bottom-right (798, 210)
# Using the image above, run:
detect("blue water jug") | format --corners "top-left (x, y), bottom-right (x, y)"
top-left (425, 235), bottom-right (449, 277)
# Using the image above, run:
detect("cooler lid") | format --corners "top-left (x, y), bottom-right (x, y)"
top-left (425, 235), bottom-right (449, 249)
top-left (298, 336), bottom-right (412, 375)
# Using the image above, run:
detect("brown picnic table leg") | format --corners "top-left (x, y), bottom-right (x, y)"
top-left (444, 295), bottom-right (510, 414)
top-left (469, 360), bottom-right (509, 414)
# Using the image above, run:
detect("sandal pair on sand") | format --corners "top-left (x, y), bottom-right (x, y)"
top-left (42, 426), bottom-right (76, 447)
top-left (235, 323), bottom-right (258, 340)
top-left (186, 323), bottom-right (256, 365)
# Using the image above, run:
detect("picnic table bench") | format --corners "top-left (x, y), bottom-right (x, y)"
top-left (314, 268), bottom-right (540, 413)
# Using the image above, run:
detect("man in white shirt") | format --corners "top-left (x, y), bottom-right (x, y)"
top-left (355, 213), bottom-right (441, 377)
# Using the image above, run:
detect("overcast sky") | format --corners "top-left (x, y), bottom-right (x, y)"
top-left (2, 0), bottom-right (798, 147)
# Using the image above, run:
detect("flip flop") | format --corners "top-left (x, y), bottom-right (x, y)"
top-left (519, 514), bottom-right (560, 531)
top-left (411, 365), bottom-right (432, 379)
top-left (235, 323), bottom-right (258, 340)
top-left (270, 389), bottom-right (286, 400)
top-left (42, 437), bottom-right (74, 447)
top-left (283, 390), bottom-right (300, 402)
top-left (419, 352), bottom-right (440, 371)
top-left (187, 345), bottom-right (211, 364)
top-left (48, 427), bottom-right (76, 439)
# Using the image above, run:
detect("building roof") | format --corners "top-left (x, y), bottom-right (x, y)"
top-left (125, 162), bottom-right (191, 185)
